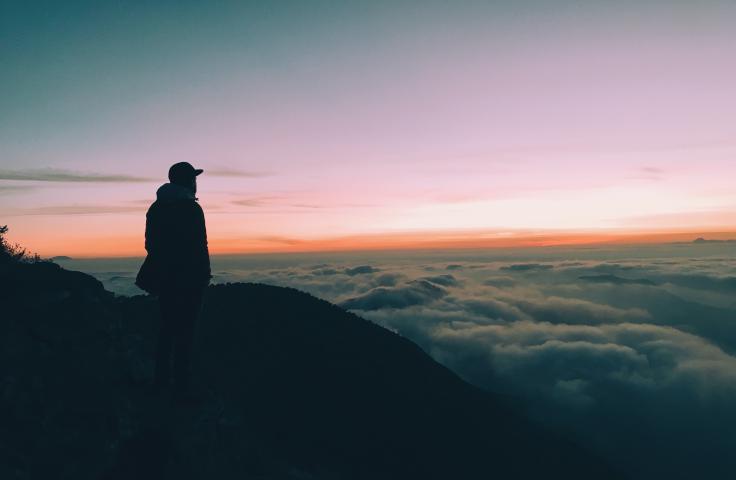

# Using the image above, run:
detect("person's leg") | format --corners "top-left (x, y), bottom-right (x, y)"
top-left (173, 288), bottom-right (203, 395)
top-left (154, 291), bottom-right (176, 388)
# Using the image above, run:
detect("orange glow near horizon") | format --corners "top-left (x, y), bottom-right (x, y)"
top-left (10, 227), bottom-right (736, 259)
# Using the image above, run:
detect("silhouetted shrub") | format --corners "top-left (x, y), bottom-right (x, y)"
top-left (0, 225), bottom-right (41, 264)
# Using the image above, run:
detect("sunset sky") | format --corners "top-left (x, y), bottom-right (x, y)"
top-left (2, 0), bottom-right (735, 256)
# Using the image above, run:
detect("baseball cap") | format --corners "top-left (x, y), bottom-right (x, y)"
top-left (168, 162), bottom-right (204, 183)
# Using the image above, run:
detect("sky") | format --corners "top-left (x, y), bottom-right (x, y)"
top-left (2, 0), bottom-right (736, 256)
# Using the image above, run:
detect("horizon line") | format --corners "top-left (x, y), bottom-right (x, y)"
top-left (35, 228), bottom-right (736, 259)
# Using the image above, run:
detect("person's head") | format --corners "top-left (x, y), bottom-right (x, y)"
top-left (168, 162), bottom-right (203, 194)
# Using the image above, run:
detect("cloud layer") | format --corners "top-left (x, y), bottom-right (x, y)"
top-left (68, 245), bottom-right (736, 478)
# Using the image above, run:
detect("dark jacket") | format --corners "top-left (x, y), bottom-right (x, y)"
top-left (136, 183), bottom-right (211, 293)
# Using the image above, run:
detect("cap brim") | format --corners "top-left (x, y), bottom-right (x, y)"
top-left (194, 169), bottom-right (204, 176)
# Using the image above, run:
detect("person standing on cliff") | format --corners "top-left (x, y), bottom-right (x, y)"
top-left (136, 162), bottom-right (211, 398)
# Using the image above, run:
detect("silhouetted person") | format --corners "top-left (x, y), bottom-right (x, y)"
top-left (136, 162), bottom-right (211, 397)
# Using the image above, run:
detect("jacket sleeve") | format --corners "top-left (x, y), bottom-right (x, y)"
top-left (193, 203), bottom-right (211, 279)
top-left (144, 206), bottom-right (156, 254)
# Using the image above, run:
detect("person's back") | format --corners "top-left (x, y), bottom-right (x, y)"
top-left (137, 162), bottom-right (210, 398)
top-left (145, 182), bottom-right (210, 290)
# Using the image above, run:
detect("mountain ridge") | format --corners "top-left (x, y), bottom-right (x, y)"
top-left (0, 259), bottom-right (621, 479)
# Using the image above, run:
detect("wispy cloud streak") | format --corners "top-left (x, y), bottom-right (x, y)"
top-left (206, 168), bottom-right (271, 178)
top-left (0, 185), bottom-right (36, 194)
top-left (5, 205), bottom-right (144, 216)
top-left (0, 168), bottom-right (154, 183)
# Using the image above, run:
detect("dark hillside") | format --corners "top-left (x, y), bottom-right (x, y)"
top-left (0, 260), bottom-right (621, 479)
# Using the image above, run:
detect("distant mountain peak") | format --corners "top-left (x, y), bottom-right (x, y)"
top-left (692, 237), bottom-right (735, 244)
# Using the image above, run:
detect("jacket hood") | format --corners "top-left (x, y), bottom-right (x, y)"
top-left (156, 183), bottom-right (196, 202)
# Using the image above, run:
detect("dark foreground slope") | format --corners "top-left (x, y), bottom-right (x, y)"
top-left (0, 261), bottom-right (621, 479)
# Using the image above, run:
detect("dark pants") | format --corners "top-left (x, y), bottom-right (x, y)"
top-left (155, 287), bottom-right (204, 393)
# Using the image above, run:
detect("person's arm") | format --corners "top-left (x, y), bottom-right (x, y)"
top-left (137, 205), bottom-right (161, 294)
top-left (144, 206), bottom-right (155, 254)
top-left (192, 203), bottom-right (211, 283)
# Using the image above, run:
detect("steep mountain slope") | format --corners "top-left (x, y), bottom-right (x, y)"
top-left (0, 261), bottom-right (621, 479)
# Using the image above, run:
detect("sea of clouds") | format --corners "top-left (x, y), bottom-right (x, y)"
top-left (64, 243), bottom-right (736, 478)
